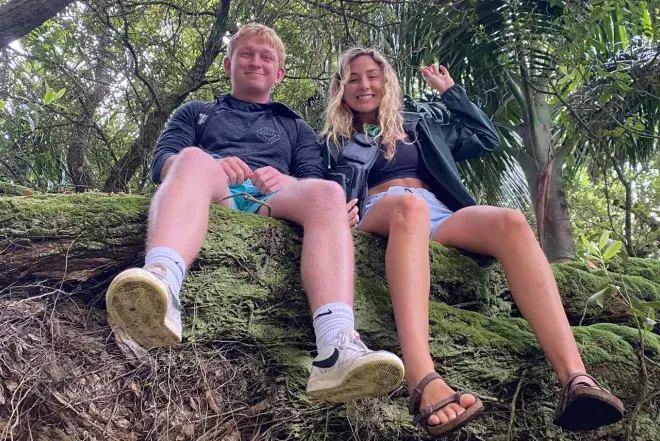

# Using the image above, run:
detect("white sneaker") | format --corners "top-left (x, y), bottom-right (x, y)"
top-left (106, 263), bottom-right (182, 348)
top-left (306, 328), bottom-right (405, 403)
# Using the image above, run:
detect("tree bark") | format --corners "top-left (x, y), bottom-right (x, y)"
top-left (607, 146), bottom-right (637, 257)
top-left (515, 71), bottom-right (576, 262)
top-left (623, 180), bottom-right (634, 256)
top-left (102, 0), bottom-right (232, 192)
top-left (542, 149), bottom-right (577, 262)
top-left (0, 0), bottom-right (76, 48)
top-left (1, 192), bottom-right (658, 328)
top-left (66, 36), bottom-right (111, 192)
top-left (1, 192), bottom-right (659, 440)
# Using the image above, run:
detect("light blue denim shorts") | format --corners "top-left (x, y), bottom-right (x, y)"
top-left (360, 187), bottom-right (454, 238)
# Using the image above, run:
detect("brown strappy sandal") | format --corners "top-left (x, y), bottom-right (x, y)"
top-left (554, 372), bottom-right (624, 431)
top-left (409, 372), bottom-right (484, 438)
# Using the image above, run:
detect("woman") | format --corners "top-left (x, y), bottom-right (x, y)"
top-left (324, 47), bottom-right (624, 437)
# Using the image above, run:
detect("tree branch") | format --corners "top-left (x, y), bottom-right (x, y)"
top-left (0, 0), bottom-right (76, 48)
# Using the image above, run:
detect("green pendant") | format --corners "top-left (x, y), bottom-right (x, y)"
top-left (364, 123), bottom-right (381, 137)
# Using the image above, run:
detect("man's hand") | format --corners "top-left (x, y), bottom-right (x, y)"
top-left (420, 64), bottom-right (455, 95)
top-left (347, 198), bottom-right (359, 229)
top-left (217, 156), bottom-right (252, 186)
top-left (251, 166), bottom-right (290, 194)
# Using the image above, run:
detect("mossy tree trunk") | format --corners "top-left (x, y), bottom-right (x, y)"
top-left (1, 193), bottom-right (659, 440)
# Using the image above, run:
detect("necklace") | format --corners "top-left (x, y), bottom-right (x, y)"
top-left (364, 123), bottom-right (381, 137)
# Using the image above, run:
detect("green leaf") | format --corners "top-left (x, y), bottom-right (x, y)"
top-left (598, 92), bottom-right (612, 105)
top-left (616, 80), bottom-right (630, 92)
top-left (0, 100), bottom-right (5, 111)
top-left (598, 231), bottom-right (610, 249)
top-left (644, 310), bottom-right (656, 332)
top-left (637, 301), bottom-right (660, 310)
top-left (587, 285), bottom-right (618, 308)
top-left (566, 153), bottom-right (576, 168)
top-left (54, 88), bottom-right (66, 100)
top-left (44, 85), bottom-right (55, 105)
top-left (612, 126), bottom-right (625, 137)
top-left (603, 241), bottom-right (623, 260)
top-left (581, 236), bottom-right (599, 255)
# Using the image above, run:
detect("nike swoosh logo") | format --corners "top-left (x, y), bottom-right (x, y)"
top-left (313, 309), bottom-right (332, 320)
top-left (312, 348), bottom-right (339, 369)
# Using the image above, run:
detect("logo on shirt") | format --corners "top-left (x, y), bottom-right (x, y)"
top-left (257, 127), bottom-right (281, 144)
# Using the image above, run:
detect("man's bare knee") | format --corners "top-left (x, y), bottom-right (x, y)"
top-left (299, 180), bottom-right (346, 211)
top-left (165, 147), bottom-right (226, 183)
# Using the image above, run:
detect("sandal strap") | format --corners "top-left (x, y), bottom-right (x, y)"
top-left (559, 372), bottom-right (608, 410)
top-left (412, 392), bottom-right (462, 426)
top-left (408, 372), bottom-right (443, 415)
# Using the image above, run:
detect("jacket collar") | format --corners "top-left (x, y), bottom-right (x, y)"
top-left (402, 111), bottom-right (421, 134)
top-left (215, 93), bottom-right (301, 120)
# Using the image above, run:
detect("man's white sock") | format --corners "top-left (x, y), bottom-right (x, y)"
top-left (312, 302), bottom-right (355, 351)
top-left (144, 247), bottom-right (186, 296)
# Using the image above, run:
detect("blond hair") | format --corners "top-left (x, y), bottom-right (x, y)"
top-left (324, 48), bottom-right (405, 159)
top-left (227, 23), bottom-right (286, 69)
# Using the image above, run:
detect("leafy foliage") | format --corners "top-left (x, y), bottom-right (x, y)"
top-left (0, 0), bottom-right (657, 256)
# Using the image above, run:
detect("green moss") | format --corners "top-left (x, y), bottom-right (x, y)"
top-left (353, 277), bottom-right (401, 349)
top-left (353, 233), bottom-right (511, 318)
top-left (574, 325), bottom-right (642, 365)
top-left (589, 322), bottom-right (660, 358)
top-left (564, 258), bottom-right (660, 287)
top-left (428, 245), bottom-right (505, 313)
top-left (0, 193), bottom-right (148, 237)
top-left (552, 263), bottom-right (660, 324)
top-left (429, 302), bottom-right (538, 355)
top-left (554, 263), bottom-right (659, 300)
top-left (0, 181), bottom-right (34, 196)
top-left (621, 257), bottom-right (660, 286)
top-left (4, 193), bottom-right (660, 441)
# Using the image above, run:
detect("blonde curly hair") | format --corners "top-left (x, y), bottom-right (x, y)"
top-left (323, 48), bottom-right (406, 159)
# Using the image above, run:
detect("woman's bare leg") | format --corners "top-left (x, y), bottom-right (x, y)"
top-left (360, 193), bottom-right (475, 425)
top-left (432, 206), bottom-right (589, 386)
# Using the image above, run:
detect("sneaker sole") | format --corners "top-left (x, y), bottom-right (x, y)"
top-left (307, 353), bottom-right (405, 403)
top-left (106, 268), bottom-right (181, 348)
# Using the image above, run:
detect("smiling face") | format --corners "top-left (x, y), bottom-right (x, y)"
top-left (223, 36), bottom-right (285, 103)
top-left (342, 54), bottom-right (384, 125)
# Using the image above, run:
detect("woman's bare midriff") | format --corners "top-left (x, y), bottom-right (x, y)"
top-left (368, 178), bottom-right (430, 196)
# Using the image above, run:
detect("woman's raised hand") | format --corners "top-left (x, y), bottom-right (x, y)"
top-left (420, 65), bottom-right (455, 95)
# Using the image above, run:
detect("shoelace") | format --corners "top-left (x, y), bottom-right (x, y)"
top-left (336, 330), bottom-right (369, 352)
top-left (144, 265), bottom-right (181, 312)
top-left (218, 191), bottom-right (273, 216)
top-left (145, 264), bottom-right (170, 286)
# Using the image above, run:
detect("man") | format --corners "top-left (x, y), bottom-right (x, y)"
top-left (105, 24), bottom-right (404, 403)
